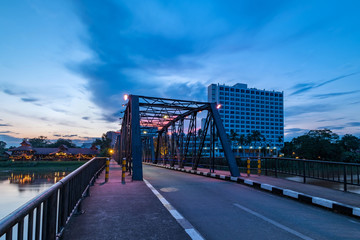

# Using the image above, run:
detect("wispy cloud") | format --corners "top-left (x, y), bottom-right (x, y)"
top-left (0, 123), bottom-right (12, 127)
top-left (21, 97), bottom-right (39, 102)
top-left (286, 104), bottom-right (337, 117)
top-left (348, 122), bottom-right (360, 127)
top-left (290, 72), bottom-right (358, 96)
top-left (313, 90), bottom-right (360, 99)
top-left (82, 116), bottom-right (90, 120)
top-left (62, 134), bottom-right (78, 138)
top-left (3, 89), bottom-right (24, 96)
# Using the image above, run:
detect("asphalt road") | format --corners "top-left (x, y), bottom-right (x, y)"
top-left (143, 165), bottom-right (360, 240)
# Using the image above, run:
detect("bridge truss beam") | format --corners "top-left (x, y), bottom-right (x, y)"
top-left (117, 95), bottom-right (240, 180)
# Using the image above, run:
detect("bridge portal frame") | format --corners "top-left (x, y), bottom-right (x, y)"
top-left (118, 95), bottom-right (240, 180)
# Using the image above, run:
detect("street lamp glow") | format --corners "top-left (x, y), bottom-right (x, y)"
top-left (163, 115), bottom-right (169, 119)
top-left (124, 94), bottom-right (129, 101)
top-left (109, 149), bottom-right (114, 154)
top-left (143, 130), bottom-right (148, 134)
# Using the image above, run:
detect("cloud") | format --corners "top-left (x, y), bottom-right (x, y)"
top-left (286, 104), bottom-right (336, 117)
top-left (62, 134), bottom-right (78, 138)
top-left (348, 122), bottom-right (360, 127)
top-left (0, 124), bottom-right (12, 127)
top-left (82, 116), bottom-right (90, 120)
top-left (319, 126), bottom-right (345, 130)
top-left (290, 72), bottom-right (358, 96)
top-left (70, 0), bottom-right (288, 111)
top-left (21, 97), bottom-right (39, 102)
top-left (0, 134), bottom-right (22, 146)
top-left (313, 90), bottom-right (360, 99)
top-left (164, 82), bottom-right (207, 102)
top-left (53, 134), bottom-right (62, 137)
top-left (3, 89), bottom-right (23, 96)
top-left (285, 128), bottom-right (307, 133)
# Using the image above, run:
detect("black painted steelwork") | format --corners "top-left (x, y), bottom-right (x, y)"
top-left (117, 95), bottom-right (240, 178)
top-left (261, 157), bottom-right (360, 191)
top-left (0, 157), bottom-right (106, 240)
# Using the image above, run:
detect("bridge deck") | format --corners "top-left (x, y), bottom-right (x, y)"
top-left (62, 161), bottom-right (190, 240)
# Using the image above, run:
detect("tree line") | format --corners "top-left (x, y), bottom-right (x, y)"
top-left (282, 129), bottom-right (360, 162)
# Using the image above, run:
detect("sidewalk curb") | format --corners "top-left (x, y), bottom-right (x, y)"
top-left (144, 163), bottom-right (360, 219)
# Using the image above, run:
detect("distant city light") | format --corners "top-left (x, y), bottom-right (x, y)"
top-left (163, 115), bottom-right (169, 119)
top-left (124, 94), bottom-right (129, 101)
top-left (216, 104), bottom-right (222, 109)
top-left (143, 130), bottom-right (148, 134)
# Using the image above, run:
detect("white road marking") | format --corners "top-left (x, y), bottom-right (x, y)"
top-left (234, 203), bottom-right (314, 240)
top-left (144, 179), bottom-right (205, 240)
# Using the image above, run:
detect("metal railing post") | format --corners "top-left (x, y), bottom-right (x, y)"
top-left (265, 158), bottom-right (268, 176)
top-left (275, 158), bottom-right (278, 178)
top-left (303, 161), bottom-right (306, 183)
top-left (257, 157), bottom-right (261, 176)
top-left (344, 165), bottom-right (347, 192)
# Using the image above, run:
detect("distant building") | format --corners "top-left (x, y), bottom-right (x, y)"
top-left (9, 140), bottom-right (99, 161)
top-left (208, 83), bottom-right (284, 152)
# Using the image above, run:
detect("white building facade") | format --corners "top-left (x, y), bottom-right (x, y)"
top-left (208, 83), bottom-right (284, 149)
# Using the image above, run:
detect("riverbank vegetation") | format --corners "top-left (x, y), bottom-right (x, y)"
top-left (0, 161), bottom-right (86, 172)
top-left (282, 129), bottom-right (360, 162)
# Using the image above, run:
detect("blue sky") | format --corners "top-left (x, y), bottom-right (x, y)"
top-left (1, 0), bottom-right (360, 146)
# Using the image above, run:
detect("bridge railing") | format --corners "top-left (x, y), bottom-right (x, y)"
top-left (148, 157), bottom-right (360, 191)
top-left (260, 157), bottom-right (360, 191)
top-left (0, 157), bottom-right (107, 240)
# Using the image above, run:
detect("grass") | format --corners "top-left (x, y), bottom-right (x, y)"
top-left (0, 161), bottom-right (87, 172)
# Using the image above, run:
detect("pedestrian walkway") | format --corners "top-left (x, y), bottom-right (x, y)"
top-left (62, 161), bottom-right (190, 240)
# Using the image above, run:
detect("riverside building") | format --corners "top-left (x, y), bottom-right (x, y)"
top-left (208, 83), bottom-right (284, 151)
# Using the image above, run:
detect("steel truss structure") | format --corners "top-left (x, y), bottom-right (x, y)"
top-left (116, 95), bottom-right (240, 180)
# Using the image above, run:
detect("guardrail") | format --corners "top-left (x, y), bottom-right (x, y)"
top-left (149, 157), bottom-right (360, 191)
top-left (0, 157), bottom-right (107, 240)
top-left (260, 157), bottom-right (360, 191)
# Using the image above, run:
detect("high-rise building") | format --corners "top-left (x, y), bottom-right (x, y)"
top-left (208, 83), bottom-right (284, 148)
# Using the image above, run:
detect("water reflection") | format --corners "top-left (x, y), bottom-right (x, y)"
top-left (0, 171), bottom-right (69, 220)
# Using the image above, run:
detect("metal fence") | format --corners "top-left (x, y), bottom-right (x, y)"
top-left (0, 157), bottom-right (107, 240)
top-left (260, 157), bottom-right (360, 191)
top-left (150, 156), bottom-right (360, 191)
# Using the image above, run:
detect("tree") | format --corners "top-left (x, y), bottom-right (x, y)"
top-left (229, 129), bottom-right (238, 148)
top-left (48, 139), bottom-right (77, 148)
top-left (250, 130), bottom-right (263, 147)
top-left (0, 141), bottom-right (6, 155)
top-left (339, 134), bottom-right (360, 152)
top-left (93, 134), bottom-right (112, 157)
top-left (284, 129), bottom-right (341, 161)
top-left (29, 136), bottom-right (50, 147)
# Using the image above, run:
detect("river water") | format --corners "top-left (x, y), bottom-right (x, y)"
top-left (0, 171), bottom-right (69, 221)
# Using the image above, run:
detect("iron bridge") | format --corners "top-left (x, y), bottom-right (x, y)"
top-left (114, 95), bottom-right (240, 180)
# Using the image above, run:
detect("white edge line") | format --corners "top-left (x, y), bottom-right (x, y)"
top-left (143, 179), bottom-right (205, 240)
